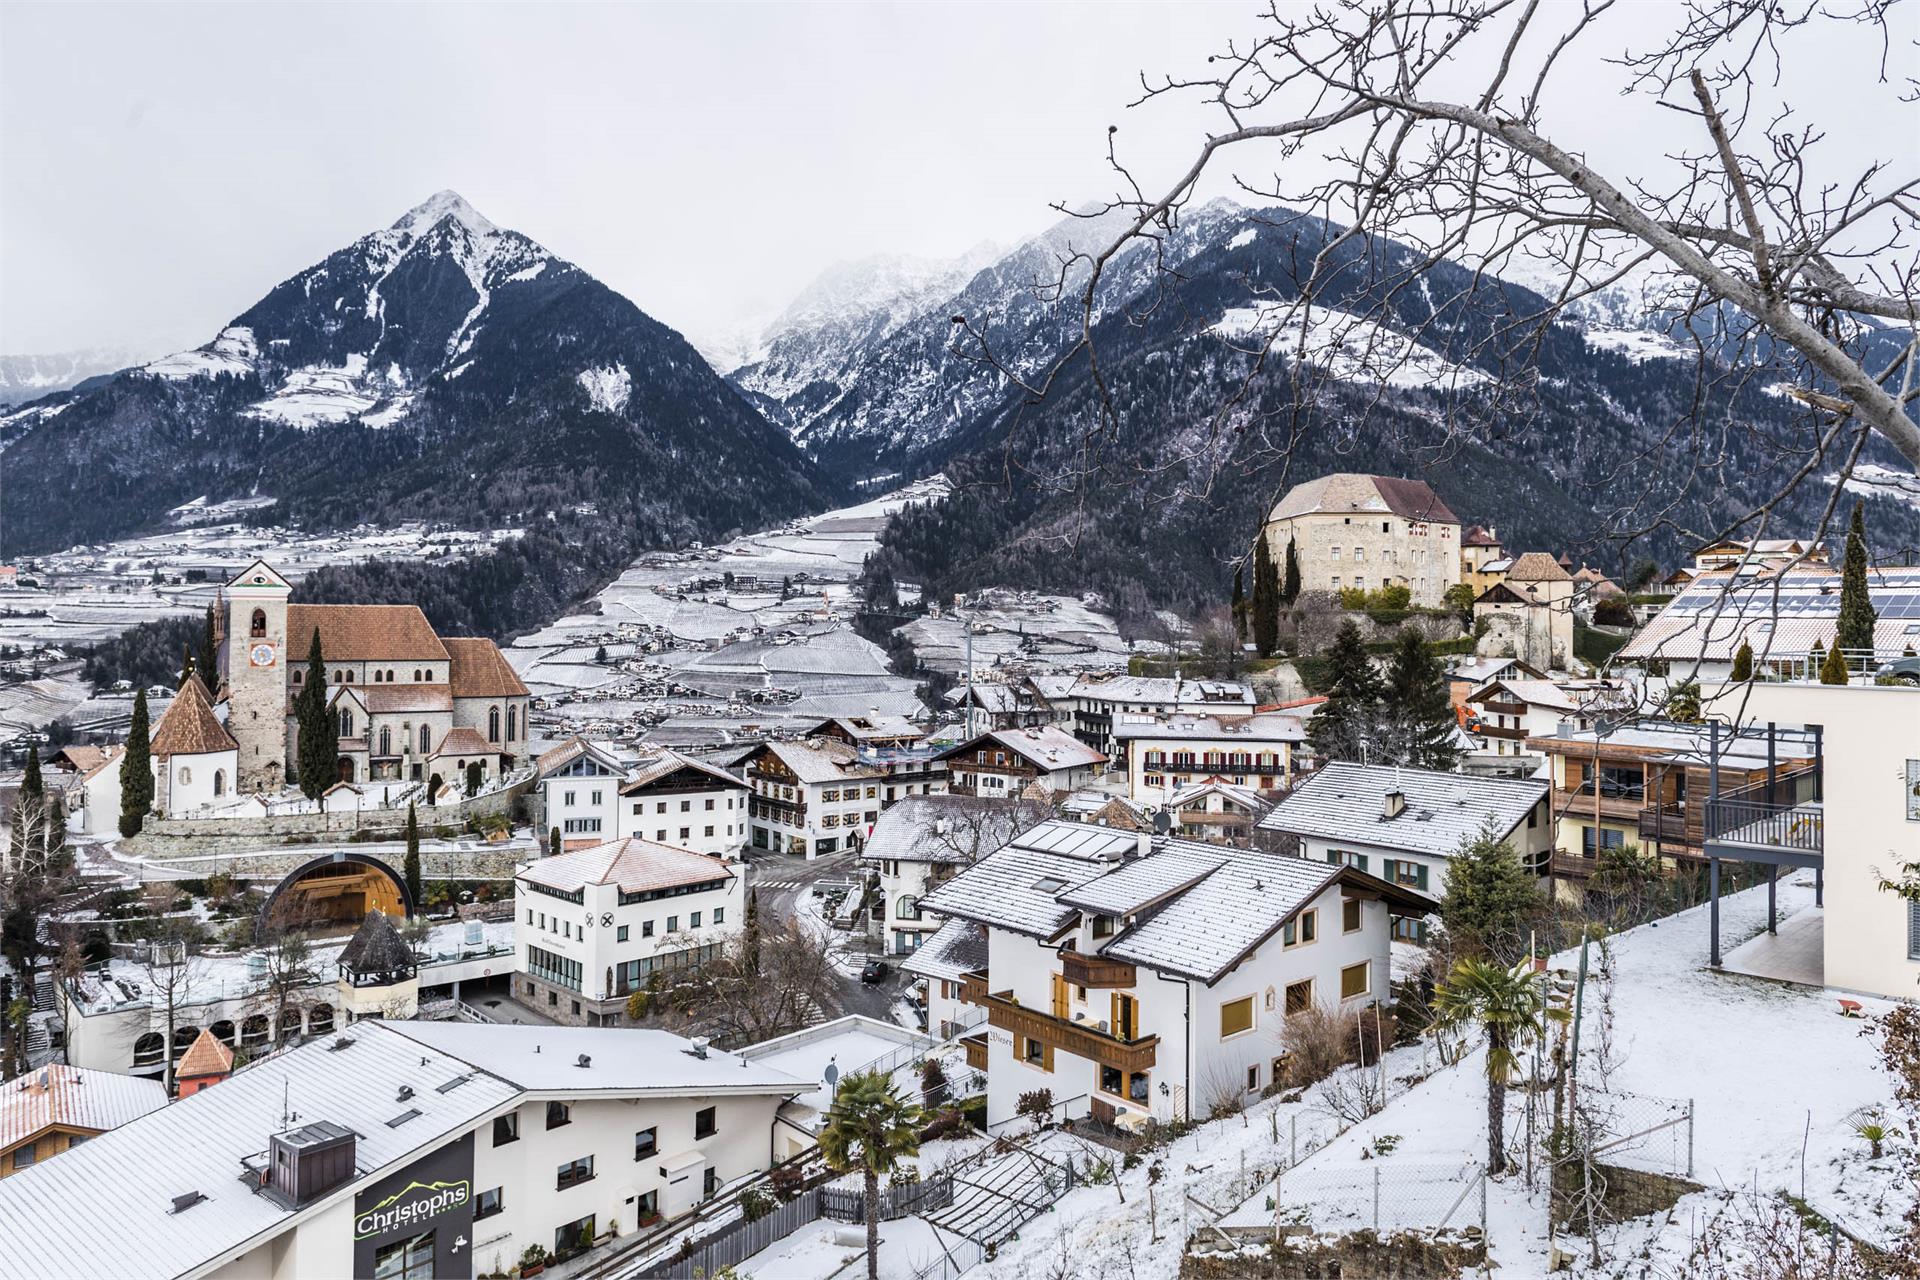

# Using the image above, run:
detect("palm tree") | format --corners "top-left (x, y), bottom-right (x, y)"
top-left (1431, 957), bottom-right (1563, 1175)
top-left (818, 1070), bottom-right (923, 1280)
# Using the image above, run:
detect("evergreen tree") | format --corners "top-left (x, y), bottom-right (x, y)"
top-left (1666, 679), bottom-right (1703, 722)
top-left (746, 887), bottom-right (762, 974)
top-left (465, 761), bottom-right (483, 797)
top-left (1307, 621), bottom-right (1383, 763)
top-left (295, 629), bottom-right (332, 800)
top-left (198, 605), bottom-right (219, 692)
top-left (403, 803), bottom-right (423, 910)
top-left (1438, 821), bottom-right (1543, 964)
top-left (119, 688), bottom-right (153, 838)
top-left (1836, 503), bottom-right (1878, 656)
top-left (1282, 536), bottom-right (1302, 604)
top-left (1382, 629), bottom-right (1463, 770)
top-left (1820, 641), bottom-right (1850, 685)
top-left (1230, 563), bottom-right (1247, 643)
top-left (1730, 641), bottom-right (1754, 682)
top-left (1251, 538), bottom-right (1280, 658)
top-left (549, 826), bottom-right (561, 858)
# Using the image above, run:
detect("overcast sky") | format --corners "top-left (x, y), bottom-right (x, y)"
top-left (3, 1), bottom-right (1911, 361)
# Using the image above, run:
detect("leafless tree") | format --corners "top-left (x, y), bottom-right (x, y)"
top-left (248, 924), bottom-right (317, 1045)
top-left (656, 919), bottom-right (843, 1046)
top-left (140, 917), bottom-right (202, 1096)
top-left (952, 0), bottom-right (1917, 584)
top-left (920, 793), bottom-right (1054, 866)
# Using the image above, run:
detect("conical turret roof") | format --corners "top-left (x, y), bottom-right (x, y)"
top-left (337, 909), bottom-right (416, 977)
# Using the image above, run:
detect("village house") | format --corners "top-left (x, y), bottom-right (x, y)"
top-left (47, 743), bottom-right (124, 836)
top-left (1463, 676), bottom-right (1631, 761)
top-left (217, 559), bottom-right (530, 795)
top-left (1261, 472), bottom-right (1463, 608)
top-left (742, 734), bottom-right (947, 859)
top-left (1691, 537), bottom-right (1827, 573)
top-left (936, 725), bottom-right (1107, 799)
top-left (919, 820), bottom-right (1434, 1130)
top-left (0, 1022), bottom-right (804, 1280)
top-left (0, 1064), bottom-right (166, 1179)
top-left (148, 671), bottom-right (239, 817)
top-left (1163, 779), bottom-right (1271, 846)
top-left (947, 682), bottom-right (1049, 731)
top-left (514, 837), bottom-right (743, 1025)
top-left (1036, 674), bottom-right (1256, 760)
top-left (1443, 656), bottom-right (1545, 725)
top-left (1473, 551), bottom-right (1576, 671)
top-left (1459, 524), bottom-right (1507, 593)
top-left (1113, 709), bottom-right (1309, 801)
top-left (860, 794), bottom-right (1035, 956)
top-left (902, 919), bottom-right (991, 1039)
top-left (1257, 762), bottom-right (1551, 937)
top-left (533, 738), bottom-right (749, 856)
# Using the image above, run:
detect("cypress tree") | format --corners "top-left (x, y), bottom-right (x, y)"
top-left (746, 888), bottom-right (762, 974)
top-left (1251, 538), bottom-right (1280, 658)
top-left (295, 629), bottom-right (332, 799)
top-left (403, 803), bottom-right (423, 910)
top-left (1730, 641), bottom-right (1754, 682)
top-left (1307, 620), bottom-right (1383, 763)
top-left (198, 605), bottom-right (219, 691)
top-left (1836, 503), bottom-right (1877, 656)
top-left (549, 826), bottom-right (561, 858)
top-left (1282, 536), bottom-right (1302, 604)
top-left (1383, 629), bottom-right (1463, 770)
top-left (465, 761), bottom-right (483, 797)
top-left (119, 689), bottom-right (153, 838)
top-left (1230, 563), bottom-right (1247, 643)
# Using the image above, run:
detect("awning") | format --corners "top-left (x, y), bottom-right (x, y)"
top-left (658, 1149), bottom-right (706, 1179)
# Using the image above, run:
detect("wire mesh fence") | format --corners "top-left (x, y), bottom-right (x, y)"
top-left (1268, 1159), bottom-right (1488, 1238)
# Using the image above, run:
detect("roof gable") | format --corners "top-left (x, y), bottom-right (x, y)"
top-left (287, 604), bottom-right (449, 663)
top-left (150, 674), bottom-right (238, 758)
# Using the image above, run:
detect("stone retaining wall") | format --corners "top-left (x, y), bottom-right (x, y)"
top-left (125, 778), bottom-right (530, 861)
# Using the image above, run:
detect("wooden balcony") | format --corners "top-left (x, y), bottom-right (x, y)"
top-left (1636, 806), bottom-right (1694, 847)
top-left (1553, 788), bottom-right (1646, 824)
top-left (962, 1033), bottom-right (988, 1072)
top-left (1060, 950), bottom-right (1137, 990)
top-left (956, 971), bottom-right (1158, 1072)
top-left (1478, 699), bottom-right (1528, 718)
top-left (1474, 722), bottom-right (1530, 741)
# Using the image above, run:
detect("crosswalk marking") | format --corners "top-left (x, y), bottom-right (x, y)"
top-left (754, 878), bottom-right (803, 890)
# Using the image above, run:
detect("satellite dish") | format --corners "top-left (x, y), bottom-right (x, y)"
top-left (823, 1062), bottom-right (840, 1090)
top-left (1152, 811), bottom-right (1173, 835)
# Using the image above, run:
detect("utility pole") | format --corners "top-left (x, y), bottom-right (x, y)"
top-left (963, 618), bottom-right (975, 740)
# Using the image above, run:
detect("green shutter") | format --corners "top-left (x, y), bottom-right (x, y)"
top-left (1415, 863), bottom-right (1429, 891)
top-left (1326, 851), bottom-right (1340, 865)
top-left (1383, 859), bottom-right (1398, 883)
top-left (1358, 854), bottom-right (1369, 873)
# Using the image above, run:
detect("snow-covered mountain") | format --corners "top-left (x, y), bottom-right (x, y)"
top-left (0, 345), bottom-right (161, 405)
top-left (0, 192), bottom-right (829, 555)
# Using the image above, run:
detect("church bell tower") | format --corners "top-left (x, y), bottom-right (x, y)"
top-left (224, 559), bottom-right (291, 793)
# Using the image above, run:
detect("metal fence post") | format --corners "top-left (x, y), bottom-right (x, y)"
top-left (1373, 1164), bottom-right (1381, 1231)
top-left (1291, 1113), bottom-right (1298, 1166)
top-left (1687, 1098), bottom-right (1695, 1179)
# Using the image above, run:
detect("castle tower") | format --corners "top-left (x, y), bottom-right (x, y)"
top-left (224, 559), bottom-right (292, 792)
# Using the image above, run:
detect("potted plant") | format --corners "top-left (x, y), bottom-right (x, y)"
top-left (637, 1206), bottom-right (663, 1229)
top-left (518, 1244), bottom-right (549, 1277)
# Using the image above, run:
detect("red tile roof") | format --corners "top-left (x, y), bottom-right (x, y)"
top-left (150, 674), bottom-right (238, 758)
top-left (287, 604), bottom-right (449, 663)
top-left (444, 637), bottom-right (528, 698)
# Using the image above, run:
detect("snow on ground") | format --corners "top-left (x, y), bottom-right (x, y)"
top-left (1211, 304), bottom-right (1491, 390)
top-left (1835, 462), bottom-right (1920, 513)
top-left (141, 326), bottom-right (257, 379)
top-left (1583, 326), bottom-right (1695, 363)
top-left (245, 356), bottom-right (387, 426)
top-left (577, 363), bottom-right (631, 413)
top-left (1207, 871), bottom-right (1913, 1276)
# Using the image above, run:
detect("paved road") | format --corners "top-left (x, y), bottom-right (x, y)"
top-left (743, 849), bottom-right (914, 1026)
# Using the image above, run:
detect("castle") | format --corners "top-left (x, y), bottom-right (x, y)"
top-left (218, 560), bottom-right (530, 793)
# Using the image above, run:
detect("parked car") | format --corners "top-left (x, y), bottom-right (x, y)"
top-left (1881, 655), bottom-right (1920, 684)
top-left (860, 960), bottom-right (890, 984)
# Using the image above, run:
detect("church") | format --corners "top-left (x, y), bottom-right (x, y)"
top-left (218, 560), bottom-right (530, 793)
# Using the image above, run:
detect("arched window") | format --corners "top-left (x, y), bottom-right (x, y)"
top-left (307, 1004), bottom-right (335, 1035)
top-left (419, 724), bottom-right (431, 753)
top-left (338, 709), bottom-right (354, 738)
top-left (334, 670), bottom-right (344, 683)
top-left (487, 707), bottom-right (501, 743)
top-left (208, 1019), bottom-right (237, 1046)
top-left (177, 765), bottom-right (192, 786)
top-left (293, 670), bottom-right (302, 685)
top-left (133, 1032), bottom-right (165, 1066)
top-left (507, 706), bottom-right (518, 740)
top-left (213, 770), bottom-right (225, 796)
top-left (373, 670), bottom-right (383, 683)
top-left (250, 609), bottom-right (266, 638)
top-left (240, 1015), bottom-right (270, 1047)
top-left (378, 727), bottom-right (392, 756)
top-left (387, 669), bottom-right (396, 683)
top-left (897, 895), bottom-right (921, 921)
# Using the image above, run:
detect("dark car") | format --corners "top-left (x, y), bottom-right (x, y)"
top-left (1881, 655), bottom-right (1920, 683)
top-left (860, 960), bottom-right (890, 984)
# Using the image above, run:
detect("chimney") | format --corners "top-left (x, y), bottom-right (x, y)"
top-left (1135, 830), bottom-right (1152, 858)
top-left (1382, 790), bottom-right (1407, 820)
top-left (690, 1036), bottom-right (710, 1060)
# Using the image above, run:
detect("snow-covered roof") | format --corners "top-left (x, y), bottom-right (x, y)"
top-left (0, 1021), bottom-right (800, 1280)
top-left (900, 918), bottom-right (988, 982)
top-left (860, 794), bottom-right (1030, 865)
top-left (1111, 711), bottom-right (1307, 743)
top-left (622, 748), bottom-right (747, 793)
top-left (753, 738), bottom-right (876, 785)
top-left (1167, 778), bottom-right (1270, 812)
top-left (0, 1065), bottom-right (166, 1153)
top-left (1257, 762), bottom-right (1547, 857)
top-left (937, 725), bottom-right (1107, 773)
top-left (918, 826), bottom-right (1126, 938)
top-left (1058, 846), bottom-right (1227, 916)
top-left (517, 838), bottom-right (736, 895)
top-left (1101, 847), bottom-right (1360, 983)
top-left (1620, 564), bottom-right (1920, 661)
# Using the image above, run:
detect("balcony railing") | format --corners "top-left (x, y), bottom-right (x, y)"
top-left (1060, 950), bottom-right (1137, 990)
top-left (1706, 798), bottom-right (1824, 856)
top-left (1474, 723), bottom-right (1530, 741)
top-left (957, 971), bottom-right (1157, 1072)
top-left (1479, 699), bottom-right (1528, 717)
top-left (1635, 806), bottom-right (1691, 846)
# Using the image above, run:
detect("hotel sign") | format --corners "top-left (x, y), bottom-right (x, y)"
top-left (352, 1132), bottom-right (475, 1279)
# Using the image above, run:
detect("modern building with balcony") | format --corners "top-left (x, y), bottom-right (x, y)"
top-left (743, 735), bottom-right (948, 858)
top-left (1525, 718), bottom-right (1817, 885)
top-left (1113, 710), bottom-right (1308, 802)
top-left (918, 820), bottom-right (1433, 1132)
top-left (1695, 680), bottom-right (1919, 998)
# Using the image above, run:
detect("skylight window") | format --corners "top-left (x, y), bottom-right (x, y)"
top-left (386, 1109), bottom-right (422, 1128)
top-left (1033, 876), bottom-right (1069, 894)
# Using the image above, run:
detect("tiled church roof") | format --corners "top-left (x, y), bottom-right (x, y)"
top-left (150, 674), bottom-right (238, 758)
top-left (443, 637), bottom-right (529, 698)
top-left (286, 604), bottom-right (450, 662)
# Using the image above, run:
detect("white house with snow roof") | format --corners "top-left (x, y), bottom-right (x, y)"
top-left (514, 837), bottom-right (742, 1025)
top-left (860, 794), bottom-right (1036, 957)
top-left (918, 820), bottom-right (1433, 1130)
top-left (0, 1020), bottom-right (804, 1280)
top-left (936, 726), bottom-right (1107, 799)
top-left (1257, 763), bottom-right (1550, 938)
top-left (532, 738), bottom-right (749, 856)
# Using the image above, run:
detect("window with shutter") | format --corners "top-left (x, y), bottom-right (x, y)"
top-left (1909, 901), bottom-right (1920, 961)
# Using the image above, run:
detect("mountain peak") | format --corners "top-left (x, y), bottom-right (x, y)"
top-left (391, 189), bottom-right (497, 241)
